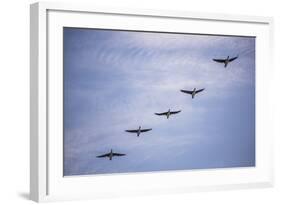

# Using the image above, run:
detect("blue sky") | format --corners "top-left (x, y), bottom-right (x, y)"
top-left (63, 28), bottom-right (255, 176)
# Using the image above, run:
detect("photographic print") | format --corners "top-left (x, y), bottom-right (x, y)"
top-left (63, 28), bottom-right (255, 176)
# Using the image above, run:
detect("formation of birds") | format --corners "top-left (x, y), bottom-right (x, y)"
top-left (96, 55), bottom-right (239, 160)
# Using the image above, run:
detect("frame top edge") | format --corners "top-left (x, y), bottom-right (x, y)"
top-left (34, 1), bottom-right (273, 24)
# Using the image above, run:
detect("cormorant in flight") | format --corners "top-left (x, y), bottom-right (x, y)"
top-left (155, 109), bottom-right (181, 119)
top-left (96, 149), bottom-right (125, 160)
top-left (180, 88), bottom-right (205, 99)
top-left (125, 126), bottom-right (152, 137)
top-left (213, 55), bottom-right (238, 67)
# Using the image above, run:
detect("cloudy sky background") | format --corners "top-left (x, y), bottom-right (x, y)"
top-left (63, 28), bottom-right (255, 176)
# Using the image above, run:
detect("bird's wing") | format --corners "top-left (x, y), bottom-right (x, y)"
top-left (170, 110), bottom-right (181, 114)
top-left (229, 56), bottom-right (238, 62)
top-left (180, 90), bottom-right (193, 94)
top-left (195, 88), bottom-right (205, 94)
top-left (112, 153), bottom-right (126, 156)
top-left (155, 112), bottom-right (168, 116)
top-left (213, 58), bottom-right (226, 63)
top-left (125, 129), bottom-right (139, 133)
top-left (96, 153), bottom-right (110, 158)
top-left (140, 128), bottom-right (152, 132)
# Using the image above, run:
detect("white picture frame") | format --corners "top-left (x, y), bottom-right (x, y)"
top-left (30, 2), bottom-right (274, 202)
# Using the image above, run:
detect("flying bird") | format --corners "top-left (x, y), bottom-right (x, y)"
top-left (180, 88), bottom-right (205, 99)
top-left (125, 126), bottom-right (152, 137)
top-left (213, 55), bottom-right (238, 67)
top-left (155, 109), bottom-right (181, 119)
top-left (96, 149), bottom-right (126, 160)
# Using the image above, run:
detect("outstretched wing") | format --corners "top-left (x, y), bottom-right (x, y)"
top-left (155, 112), bottom-right (168, 116)
top-left (213, 58), bottom-right (226, 63)
top-left (125, 129), bottom-right (138, 133)
top-left (96, 153), bottom-right (110, 158)
top-left (229, 56), bottom-right (238, 62)
top-left (140, 128), bottom-right (152, 133)
top-left (180, 90), bottom-right (193, 94)
top-left (195, 88), bottom-right (205, 94)
top-left (170, 110), bottom-right (181, 115)
top-left (112, 153), bottom-right (126, 156)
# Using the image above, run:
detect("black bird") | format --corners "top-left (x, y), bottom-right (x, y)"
top-left (155, 109), bottom-right (181, 119)
top-left (125, 126), bottom-right (152, 137)
top-left (213, 55), bottom-right (238, 67)
top-left (180, 88), bottom-right (205, 99)
top-left (96, 149), bottom-right (126, 160)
